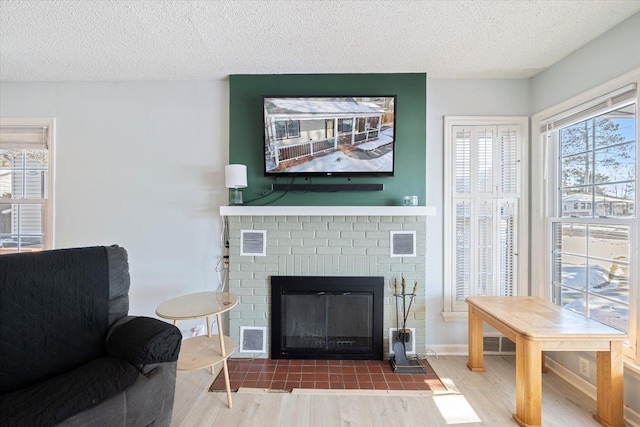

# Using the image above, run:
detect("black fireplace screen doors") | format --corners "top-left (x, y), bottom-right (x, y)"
top-left (271, 276), bottom-right (383, 360)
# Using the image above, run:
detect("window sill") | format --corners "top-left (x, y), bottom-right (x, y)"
top-left (441, 311), bottom-right (468, 322)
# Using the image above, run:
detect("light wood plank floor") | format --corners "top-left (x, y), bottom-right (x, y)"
top-left (171, 355), bottom-right (602, 427)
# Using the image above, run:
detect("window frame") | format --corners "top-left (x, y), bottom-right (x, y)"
top-left (531, 69), bottom-right (639, 362)
top-left (286, 120), bottom-right (300, 138)
top-left (274, 119), bottom-right (300, 140)
top-left (0, 118), bottom-right (55, 253)
top-left (442, 116), bottom-right (529, 321)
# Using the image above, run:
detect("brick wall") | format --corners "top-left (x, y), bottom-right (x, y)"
top-left (226, 215), bottom-right (427, 359)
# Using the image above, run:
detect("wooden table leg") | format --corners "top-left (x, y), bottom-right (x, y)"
top-left (593, 341), bottom-right (624, 427)
top-left (513, 336), bottom-right (542, 427)
top-left (206, 316), bottom-right (215, 375)
top-left (467, 306), bottom-right (485, 371)
top-left (221, 358), bottom-right (233, 409)
top-left (216, 313), bottom-right (233, 408)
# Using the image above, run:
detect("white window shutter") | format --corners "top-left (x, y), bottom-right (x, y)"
top-left (454, 201), bottom-right (471, 303)
top-left (498, 126), bottom-right (519, 196)
top-left (453, 127), bottom-right (471, 195)
top-left (498, 200), bottom-right (517, 297)
top-left (477, 129), bottom-right (494, 194)
top-left (445, 118), bottom-right (525, 313)
top-left (476, 200), bottom-right (494, 297)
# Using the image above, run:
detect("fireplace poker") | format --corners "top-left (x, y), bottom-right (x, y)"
top-left (395, 278), bottom-right (399, 342)
top-left (402, 281), bottom-right (406, 332)
top-left (403, 283), bottom-right (417, 333)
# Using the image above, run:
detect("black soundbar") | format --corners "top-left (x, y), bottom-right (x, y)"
top-left (271, 183), bottom-right (384, 192)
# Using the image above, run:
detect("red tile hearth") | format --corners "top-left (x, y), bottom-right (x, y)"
top-left (210, 359), bottom-right (446, 393)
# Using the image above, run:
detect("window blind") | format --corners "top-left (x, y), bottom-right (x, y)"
top-left (0, 125), bottom-right (49, 150)
top-left (539, 84), bottom-right (636, 134)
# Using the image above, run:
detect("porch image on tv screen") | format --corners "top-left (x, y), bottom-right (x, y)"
top-left (263, 96), bottom-right (396, 176)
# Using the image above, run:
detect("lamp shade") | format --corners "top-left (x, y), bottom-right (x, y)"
top-left (225, 164), bottom-right (247, 188)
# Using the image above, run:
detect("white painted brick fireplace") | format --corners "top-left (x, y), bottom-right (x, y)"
top-left (220, 206), bottom-right (434, 359)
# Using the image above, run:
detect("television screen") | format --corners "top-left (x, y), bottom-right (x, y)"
top-left (263, 96), bottom-right (396, 177)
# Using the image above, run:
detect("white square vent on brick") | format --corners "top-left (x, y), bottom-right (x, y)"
top-left (390, 231), bottom-right (416, 257)
top-left (240, 326), bottom-right (267, 353)
top-left (388, 327), bottom-right (416, 355)
top-left (240, 230), bottom-right (267, 256)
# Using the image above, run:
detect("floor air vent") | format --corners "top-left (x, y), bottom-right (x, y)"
top-left (483, 334), bottom-right (515, 354)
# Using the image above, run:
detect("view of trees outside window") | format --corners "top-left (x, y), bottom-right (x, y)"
top-left (552, 104), bottom-right (636, 332)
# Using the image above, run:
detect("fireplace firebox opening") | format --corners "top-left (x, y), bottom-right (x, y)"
top-left (271, 276), bottom-right (384, 360)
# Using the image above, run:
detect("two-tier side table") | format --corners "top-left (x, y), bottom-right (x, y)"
top-left (156, 291), bottom-right (238, 408)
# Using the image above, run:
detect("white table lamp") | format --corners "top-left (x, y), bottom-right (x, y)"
top-left (225, 164), bottom-right (247, 205)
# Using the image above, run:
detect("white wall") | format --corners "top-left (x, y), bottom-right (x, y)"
top-left (425, 78), bottom-right (531, 351)
top-left (531, 12), bottom-right (640, 113)
top-left (0, 80), bottom-right (229, 334)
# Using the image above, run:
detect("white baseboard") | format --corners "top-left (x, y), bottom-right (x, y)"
top-left (627, 413), bottom-right (640, 427)
top-left (423, 344), bottom-right (468, 356)
top-left (545, 356), bottom-right (640, 427)
top-left (423, 343), bottom-right (515, 356)
top-left (543, 356), bottom-right (597, 400)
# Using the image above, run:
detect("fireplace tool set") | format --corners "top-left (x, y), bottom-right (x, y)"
top-left (390, 276), bottom-right (425, 373)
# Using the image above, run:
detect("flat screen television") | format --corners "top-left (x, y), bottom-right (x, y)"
top-left (263, 95), bottom-right (396, 177)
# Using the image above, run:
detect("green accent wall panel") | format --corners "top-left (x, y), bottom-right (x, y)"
top-left (229, 73), bottom-right (426, 206)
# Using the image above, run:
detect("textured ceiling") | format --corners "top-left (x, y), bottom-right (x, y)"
top-left (1, 0), bottom-right (639, 81)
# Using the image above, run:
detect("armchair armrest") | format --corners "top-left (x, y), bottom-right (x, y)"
top-left (106, 316), bottom-right (182, 365)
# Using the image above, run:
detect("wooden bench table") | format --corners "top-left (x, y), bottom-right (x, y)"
top-left (466, 296), bottom-right (627, 427)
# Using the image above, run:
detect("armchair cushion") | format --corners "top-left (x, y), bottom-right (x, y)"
top-left (0, 246), bottom-right (109, 394)
top-left (0, 356), bottom-right (139, 427)
top-left (106, 316), bottom-right (182, 365)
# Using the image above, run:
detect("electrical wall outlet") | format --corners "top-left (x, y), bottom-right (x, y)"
top-left (578, 357), bottom-right (590, 377)
top-left (191, 324), bottom-right (206, 337)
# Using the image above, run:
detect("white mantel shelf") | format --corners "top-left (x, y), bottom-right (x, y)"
top-left (220, 206), bottom-right (436, 217)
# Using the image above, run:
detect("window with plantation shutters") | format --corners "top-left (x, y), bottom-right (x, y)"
top-left (443, 117), bottom-right (528, 316)
top-left (0, 118), bottom-right (54, 254)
